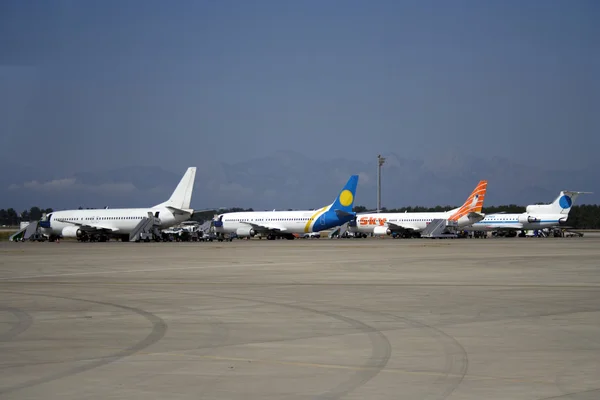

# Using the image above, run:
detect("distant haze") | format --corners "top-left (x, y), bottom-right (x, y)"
top-left (2, 152), bottom-right (598, 211)
top-left (1, 1), bottom-right (598, 209)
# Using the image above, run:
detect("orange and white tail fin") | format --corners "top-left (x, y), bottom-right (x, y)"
top-left (448, 180), bottom-right (488, 221)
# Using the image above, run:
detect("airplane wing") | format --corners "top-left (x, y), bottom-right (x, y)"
top-left (239, 221), bottom-right (287, 233)
top-left (55, 218), bottom-right (119, 233)
top-left (385, 222), bottom-right (418, 233)
top-left (479, 224), bottom-right (522, 230)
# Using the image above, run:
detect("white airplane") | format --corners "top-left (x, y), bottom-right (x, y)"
top-left (213, 175), bottom-right (359, 240)
top-left (347, 180), bottom-right (488, 238)
top-left (466, 190), bottom-right (589, 233)
top-left (39, 167), bottom-right (197, 242)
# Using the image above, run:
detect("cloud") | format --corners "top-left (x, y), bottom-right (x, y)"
top-left (8, 178), bottom-right (137, 194)
top-left (263, 188), bottom-right (278, 197)
top-left (218, 182), bottom-right (254, 197)
top-left (358, 172), bottom-right (371, 184)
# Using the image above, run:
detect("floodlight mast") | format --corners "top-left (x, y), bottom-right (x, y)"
top-left (377, 155), bottom-right (386, 213)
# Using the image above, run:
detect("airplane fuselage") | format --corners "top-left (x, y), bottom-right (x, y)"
top-left (349, 211), bottom-right (481, 235)
top-left (467, 213), bottom-right (567, 231)
top-left (40, 207), bottom-right (185, 238)
top-left (214, 208), bottom-right (353, 236)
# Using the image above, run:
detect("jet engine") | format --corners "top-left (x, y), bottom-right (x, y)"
top-left (236, 227), bottom-right (256, 237)
top-left (518, 214), bottom-right (539, 224)
top-left (373, 226), bottom-right (391, 236)
top-left (61, 226), bottom-right (83, 238)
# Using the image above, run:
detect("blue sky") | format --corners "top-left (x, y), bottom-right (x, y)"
top-left (1, 0), bottom-right (599, 176)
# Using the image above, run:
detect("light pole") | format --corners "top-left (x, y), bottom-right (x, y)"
top-left (377, 155), bottom-right (386, 213)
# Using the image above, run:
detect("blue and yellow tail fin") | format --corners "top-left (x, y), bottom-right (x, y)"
top-left (328, 175), bottom-right (359, 213)
top-left (303, 174), bottom-right (360, 233)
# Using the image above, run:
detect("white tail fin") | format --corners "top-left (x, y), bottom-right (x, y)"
top-left (154, 167), bottom-right (196, 210)
top-left (525, 190), bottom-right (590, 215)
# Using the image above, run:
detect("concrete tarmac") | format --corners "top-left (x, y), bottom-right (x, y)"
top-left (1, 237), bottom-right (599, 400)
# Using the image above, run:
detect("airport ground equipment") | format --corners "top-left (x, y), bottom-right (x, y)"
top-left (198, 220), bottom-right (212, 234)
top-left (130, 212), bottom-right (162, 242)
top-left (329, 222), bottom-right (349, 238)
top-left (159, 220), bottom-right (224, 242)
top-left (331, 222), bottom-right (369, 238)
top-left (420, 219), bottom-right (459, 238)
top-left (9, 221), bottom-right (43, 242)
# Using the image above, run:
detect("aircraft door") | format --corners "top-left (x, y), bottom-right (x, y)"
top-left (319, 213), bottom-right (327, 227)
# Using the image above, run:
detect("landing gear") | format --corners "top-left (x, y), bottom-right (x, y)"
top-left (79, 233), bottom-right (110, 242)
top-left (264, 233), bottom-right (294, 240)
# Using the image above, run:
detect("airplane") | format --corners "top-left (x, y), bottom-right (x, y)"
top-left (212, 175), bottom-right (359, 240)
top-left (347, 180), bottom-right (488, 238)
top-left (38, 167), bottom-right (197, 242)
top-left (465, 190), bottom-right (589, 234)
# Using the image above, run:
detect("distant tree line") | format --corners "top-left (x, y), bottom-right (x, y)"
top-left (2, 205), bottom-right (600, 229)
top-left (190, 208), bottom-right (254, 223)
top-left (0, 207), bottom-right (54, 226)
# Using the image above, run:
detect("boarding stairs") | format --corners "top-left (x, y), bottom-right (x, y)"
top-left (130, 212), bottom-right (162, 242)
top-left (329, 222), bottom-right (349, 239)
top-left (420, 219), bottom-right (459, 238)
top-left (198, 220), bottom-right (213, 234)
top-left (9, 221), bottom-right (41, 242)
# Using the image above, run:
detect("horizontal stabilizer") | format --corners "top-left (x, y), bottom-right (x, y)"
top-left (166, 206), bottom-right (194, 216)
top-left (467, 212), bottom-right (484, 219)
top-left (335, 209), bottom-right (355, 218)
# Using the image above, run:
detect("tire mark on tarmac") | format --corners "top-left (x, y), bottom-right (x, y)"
top-left (0, 307), bottom-right (33, 342)
top-left (0, 291), bottom-right (167, 396)
top-left (206, 294), bottom-right (467, 400)
top-left (386, 313), bottom-right (468, 400)
top-left (272, 300), bottom-right (469, 400)
top-left (204, 293), bottom-right (393, 400)
top-left (5, 281), bottom-right (600, 289)
top-left (125, 287), bottom-right (392, 400)
top-left (538, 388), bottom-right (600, 399)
